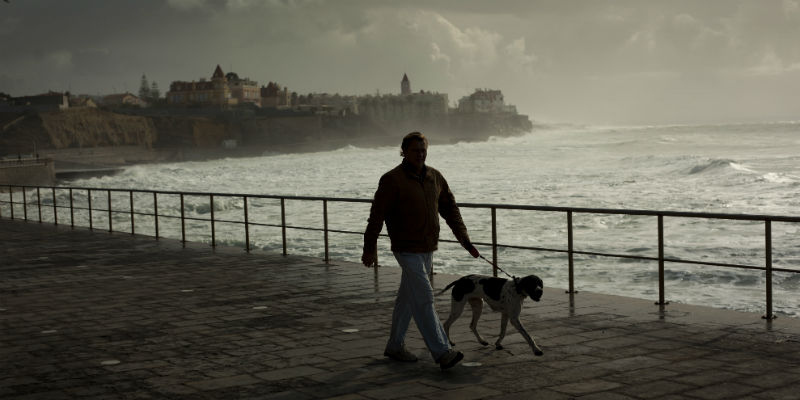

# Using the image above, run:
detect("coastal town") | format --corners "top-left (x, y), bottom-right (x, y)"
top-left (0, 65), bottom-right (533, 184)
top-left (1, 65), bottom-right (531, 131)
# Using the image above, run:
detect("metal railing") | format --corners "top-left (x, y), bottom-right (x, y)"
top-left (0, 157), bottom-right (53, 168)
top-left (2, 183), bottom-right (799, 320)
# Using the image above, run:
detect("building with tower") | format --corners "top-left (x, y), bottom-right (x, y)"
top-left (401, 73), bottom-right (411, 96)
top-left (357, 73), bottom-right (448, 121)
top-left (166, 65), bottom-right (260, 107)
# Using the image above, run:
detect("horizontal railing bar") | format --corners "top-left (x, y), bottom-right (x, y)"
top-left (1, 184), bottom-right (373, 204)
top-left (661, 257), bottom-right (771, 272)
top-left (458, 202), bottom-right (800, 223)
top-left (327, 228), bottom-right (373, 236)
top-left (442, 237), bottom-right (795, 273)
top-left (3, 184), bottom-right (799, 223)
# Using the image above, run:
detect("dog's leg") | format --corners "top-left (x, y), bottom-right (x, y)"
top-left (495, 313), bottom-right (509, 350)
top-left (468, 298), bottom-right (489, 346)
top-left (442, 300), bottom-right (466, 346)
top-left (510, 317), bottom-right (544, 356)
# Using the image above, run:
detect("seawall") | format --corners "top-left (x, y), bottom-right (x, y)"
top-left (0, 158), bottom-right (55, 186)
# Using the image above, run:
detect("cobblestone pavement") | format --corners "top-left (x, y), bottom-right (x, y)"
top-left (2, 219), bottom-right (800, 399)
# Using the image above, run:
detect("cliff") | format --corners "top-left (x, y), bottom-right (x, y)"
top-left (1, 108), bottom-right (157, 152)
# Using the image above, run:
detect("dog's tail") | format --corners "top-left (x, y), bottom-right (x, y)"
top-left (435, 280), bottom-right (459, 297)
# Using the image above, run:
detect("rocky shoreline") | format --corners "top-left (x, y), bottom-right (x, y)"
top-left (1, 107), bottom-right (535, 182)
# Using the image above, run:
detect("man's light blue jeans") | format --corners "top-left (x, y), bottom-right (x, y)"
top-left (386, 251), bottom-right (451, 360)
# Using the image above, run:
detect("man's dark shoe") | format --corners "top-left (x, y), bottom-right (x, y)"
top-left (438, 350), bottom-right (463, 370)
top-left (384, 346), bottom-right (418, 362)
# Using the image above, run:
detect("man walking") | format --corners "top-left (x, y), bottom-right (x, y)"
top-left (362, 132), bottom-right (480, 370)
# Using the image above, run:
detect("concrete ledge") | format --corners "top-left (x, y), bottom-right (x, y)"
top-left (0, 158), bottom-right (55, 186)
top-left (1, 219), bottom-right (799, 399)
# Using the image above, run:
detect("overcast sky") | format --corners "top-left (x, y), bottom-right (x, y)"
top-left (2, 0), bottom-right (799, 124)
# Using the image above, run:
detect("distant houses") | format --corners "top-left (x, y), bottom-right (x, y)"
top-left (0, 91), bottom-right (145, 112)
top-left (1, 66), bottom-right (524, 122)
top-left (102, 92), bottom-right (146, 107)
top-left (457, 89), bottom-right (518, 114)
top-left (6, 91), bottom-right (69, 111)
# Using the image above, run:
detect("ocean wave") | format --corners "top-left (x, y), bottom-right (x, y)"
top-left (687, 158), bottom-right (750, 175)
top-left (757, 172), bottom-right (799, 184)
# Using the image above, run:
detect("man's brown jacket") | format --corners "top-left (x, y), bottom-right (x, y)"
top-left (363, 161), bottom-right (471, 254)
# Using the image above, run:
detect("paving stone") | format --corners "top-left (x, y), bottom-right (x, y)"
top-left (359, 381), bottom-right (440, 399)
top-left (254, 366), bottom-right (327, 381)
top-left (670, 369), bottom-right (742, 386)
top-left (618, 380), bottom-right (696, 399)
top-left (549, 379), bottom-right (622, 395)
top-left (185, 374), bottom-right (262, 391)
top-left (741, 371), bottom-right (800, 389)
top-left (421, 385), bottom-right (503, 400)
top-left (684, 382), bottom-right (761, 399)
top-left (600, 355), bottom-right (669, 372)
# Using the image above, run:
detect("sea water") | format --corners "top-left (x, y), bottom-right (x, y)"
top-left (47, 122), bottom-right (800, 317)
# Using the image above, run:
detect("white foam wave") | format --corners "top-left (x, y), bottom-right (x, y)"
top-left (729, 162), bottom-right (757, 174)
top-left (759, 172), bottom-right (798, 184)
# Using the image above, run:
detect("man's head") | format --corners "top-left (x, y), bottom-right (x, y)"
top-left (401, 132), bottom-right (428, 172)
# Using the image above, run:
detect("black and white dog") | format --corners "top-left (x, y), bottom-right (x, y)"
top-left (439, 274), bottom-right (544, 356)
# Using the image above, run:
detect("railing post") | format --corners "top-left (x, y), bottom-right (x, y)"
top-left (180, 194), bottom-right (185, 246)
top-left (153, 192), bottom-right (159, 240)
top-left (281, 198), bottom-right (287, 256)
top-left (323, 199), bottom-right (329, 263)
top-left (69, 188), bottom-right (74, 228)
top-left (567, 211), bottom-right (576, 294)
top-left (8, 186), bottom-right (13, 220)
top-left (88, 189), bottom-right (93, 230)
top-left (244, 196), bottom-right (250, 252)
top-left (491, 207), bottom-right (498, 277)
top-left (210, 194), bottom-right (216, 247)
top-left (656, 215), bottom-right (667, 306)
top-left (763, 219), bottom-right (775, 320)
top-left (23, 187), bottom-right (27, 221)
top-left (52, 187), bottom-right (57, 225)
top-left (37, 187), bottom-right (42, 223)
top-left (129, 191), bottom-right (135, 235)
top-left (107, 189), bottom-right (113, 233)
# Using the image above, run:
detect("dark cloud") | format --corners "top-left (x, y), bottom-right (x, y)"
top-left (1, 0), bottom-right (798, 123)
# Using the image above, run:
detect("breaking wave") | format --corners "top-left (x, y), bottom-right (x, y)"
top-left (687, 159), bottom-right (745, 175)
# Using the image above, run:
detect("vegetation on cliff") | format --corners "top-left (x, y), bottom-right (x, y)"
top-left (1, 109), bottom-right (157, 153)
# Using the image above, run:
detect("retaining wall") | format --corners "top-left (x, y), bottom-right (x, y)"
top-left (0, 158), bottom-right (55, 186)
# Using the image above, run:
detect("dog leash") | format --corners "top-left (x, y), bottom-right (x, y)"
top-left (479, 255), bottom-right (516, 280)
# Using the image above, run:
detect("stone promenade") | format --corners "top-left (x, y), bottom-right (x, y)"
top-left (2, 219), bottom-right (799, 399)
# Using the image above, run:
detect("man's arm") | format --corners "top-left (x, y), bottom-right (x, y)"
top-left (362, 175), bottom-right (395, 266)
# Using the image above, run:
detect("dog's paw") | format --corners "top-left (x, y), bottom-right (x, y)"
top-left (479, 340), bottom-right (489, 346)
top-left (534, 349), bottom-right (544, 356)
top-left (495, 343), bottom-right (503, 350)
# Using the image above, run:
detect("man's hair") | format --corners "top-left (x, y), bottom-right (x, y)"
top-left (401, 132), bottom-right (428, 152)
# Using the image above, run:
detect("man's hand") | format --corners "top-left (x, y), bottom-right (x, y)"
top-left (361, 251), bottom-right (377, 267)
top-left (464, 242), bottom-right (480, 258)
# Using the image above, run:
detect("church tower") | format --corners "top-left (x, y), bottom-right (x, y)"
top-left (401, 73), bottom-right (411, 95)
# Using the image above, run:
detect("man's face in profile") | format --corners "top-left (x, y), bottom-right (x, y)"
top-left (404, 140), bottom-right (427, 171)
